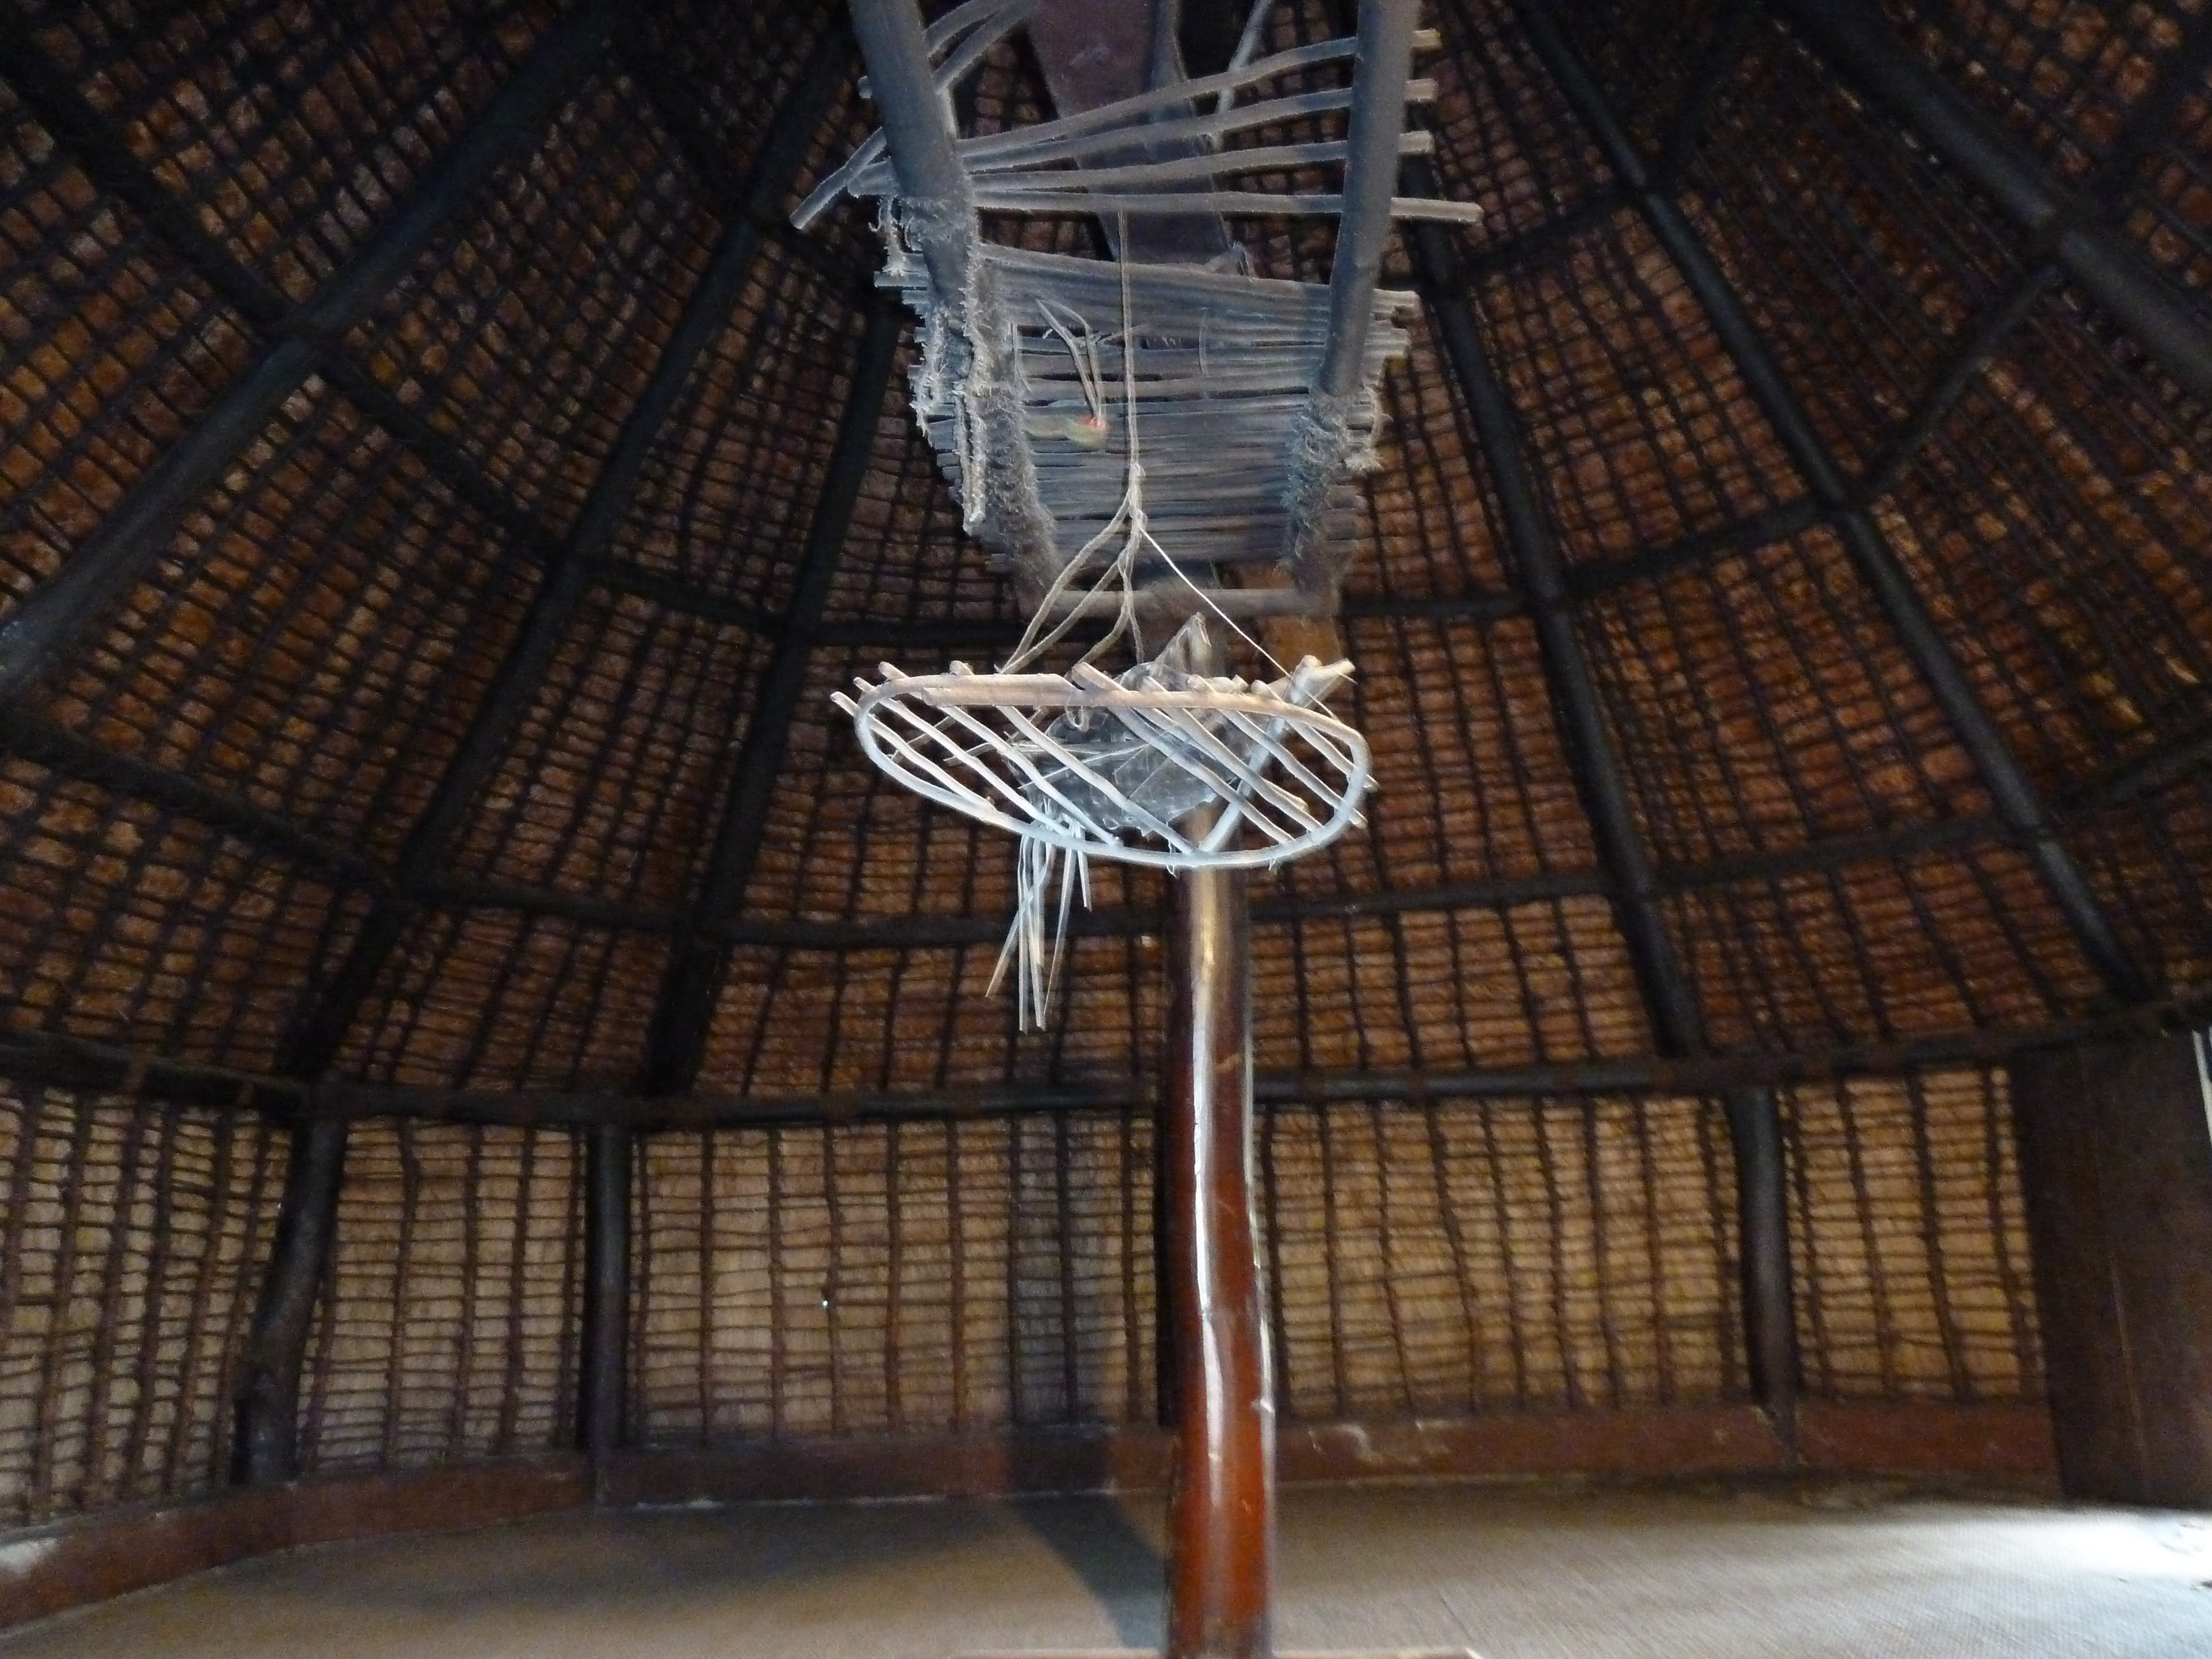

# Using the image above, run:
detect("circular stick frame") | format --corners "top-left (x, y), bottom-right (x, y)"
top-left (839, 660), bottom-right (1371, 871)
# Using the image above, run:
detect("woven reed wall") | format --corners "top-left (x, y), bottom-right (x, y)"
top-left (296, 1118), bottom-right (583, 1474)
top-left (1786, 1069), bottom-right (2042, 1404)
top-left (0, 0), bottom-right (2192, 1539)
top-left (621, 1074), bottom-right (2038, 1447)
top-left (0, 1068), bottom-right (2041, 1517)
top-left (0, 1082), bottom-right (285, 1526)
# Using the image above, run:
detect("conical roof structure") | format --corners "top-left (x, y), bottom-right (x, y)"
top-left (0, 0), bottom-right (2207, 1559)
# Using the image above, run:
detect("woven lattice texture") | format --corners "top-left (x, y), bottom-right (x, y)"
top-left (297, 1118), bottom-right (581, 1473)
top-left (0, 1083), bottom-right (285, 1525)
top-left (0, 0), bottom-right (2203, 1095)
top-left (638, 1077), bottom-right (2011, 1454)
top-left (0, 0), bottom-right (2199, 1540)
top-left (1787, 1068), bottom-right (2043, 1404)
top-left (0, 1071), bottom-right (2037, 1497)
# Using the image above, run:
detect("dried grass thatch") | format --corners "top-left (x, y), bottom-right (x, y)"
top-left (0, 0), bottom-right (2204, 1531)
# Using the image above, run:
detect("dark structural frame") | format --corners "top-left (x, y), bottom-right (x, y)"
top-left (0, 0), bottom-right (2207, 1630)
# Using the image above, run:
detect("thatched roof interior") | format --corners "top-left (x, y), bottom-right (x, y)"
top-left (0, 0), bottom-right (2206, 1533)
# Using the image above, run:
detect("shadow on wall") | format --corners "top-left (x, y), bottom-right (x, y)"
top-left (1012, 1495), bottom-right (1166, 1650)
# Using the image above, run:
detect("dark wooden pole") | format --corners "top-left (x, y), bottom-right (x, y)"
top-left (281, 36), bottom-right (851, 1083)
top-left (2013, 1034), bottom-right (2212, 1505)
top-left (1516, 0), bottom-right (2154, 1013)
top-left (643, 295), bottom-right (906, 1095)
top-left (579, 1123), bottom-right (632, 1479)
top-left (1766, 0), bottom-right (2212, 403)
top-left (231, 1117), bottom-right (347, 1484)
top-left (1722, 1087), bottom-right (1798, 1444)
top-left (1162, 799), bottom-right (1272, 1659)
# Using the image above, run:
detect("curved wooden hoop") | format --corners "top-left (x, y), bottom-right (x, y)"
top-left (842, 665), bottom-right (1372, 870)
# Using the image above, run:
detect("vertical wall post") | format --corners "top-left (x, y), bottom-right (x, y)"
top-left (2012, 1034), bottom-right (2212, 1504)
top-left (579, 1123), bottom-right (633, 1483)
top-left (1404, 160), bottom-right (1802, 1453)
top-left (232, 1117), bottom-right (347, 1484)
top-left (1162, 619), bottom-right (1273, 1659)
top-left (1723, 1087), bottom-right (1798, 1446)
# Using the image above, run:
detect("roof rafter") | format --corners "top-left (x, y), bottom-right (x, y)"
top-left (1409, 5), bottom-right (1808, 1423)
top-left (0, 1), bottom-right (574, 566)
top-left (1766, 0), bottom-right (2212, 404)
top-left (642, 295), bottom-right (909, 1096)
top-left (1406, 177), bottom-right (1708, 1059)
top-left (1517, 0), bottom-right (2159, 1011)
top-left (0, 0), bottom-right (624, 709)
top-left (12, 988), bottom-right (2212, 1131)
top-left (278, 34), bottom-right (855, 1080)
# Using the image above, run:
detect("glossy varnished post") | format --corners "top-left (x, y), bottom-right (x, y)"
top-left (1164, 828), bottom-right (1273, 1659)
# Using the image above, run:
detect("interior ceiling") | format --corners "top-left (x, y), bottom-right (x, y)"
top-left (1, 0), bottom-right (2210, 1120)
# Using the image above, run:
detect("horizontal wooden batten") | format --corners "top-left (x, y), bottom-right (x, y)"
top-left (0, 1404), bottom-right (2057, 1630)
top-left (0, 1459), bottom-right (587, 1631)
top-left (6, 991), bottom-right (2212, 1128)
top-left (1794, 1401), bottom-right (2060, 1489)
top-left (601, 1415), bottom-right (1815, 1510)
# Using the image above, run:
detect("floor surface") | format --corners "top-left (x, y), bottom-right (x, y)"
top-left (8, 1481), bottom-right (2212, 1657)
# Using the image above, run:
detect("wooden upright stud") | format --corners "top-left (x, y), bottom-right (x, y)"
top-left (579, 1123), bottom-right (632, 1478)
top-left (232, 1117), bottom-right (347, 1484)
top-left (1723, 1087), bottom-right (1798, 1447)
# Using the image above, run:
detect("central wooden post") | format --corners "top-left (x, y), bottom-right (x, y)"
top-left (1163, 822), bottom-right (1273, 1659)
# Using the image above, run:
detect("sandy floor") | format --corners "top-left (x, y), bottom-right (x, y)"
top-left (7, 1481), bottom-right (2212, 1657)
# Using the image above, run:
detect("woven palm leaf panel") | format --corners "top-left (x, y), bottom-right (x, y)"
top-left (0, 0), bottom-right (2201, 1531)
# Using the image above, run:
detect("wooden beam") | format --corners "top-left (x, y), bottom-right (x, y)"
top-left (846, 0), bottom-right (976, 291)
top-left (1404, 191), bottom-right (1703, 1053)
top-left (0, 708), bottom-right (388, 892)
top-left (231, 1118), bottom-right (347, 1484)
top-left (618, 25), bottom-right (874, 297)
top-left (1766, 0), bottom-right (2212, 403)
top-left (578, 1124), bottom-right (632, 1472)
top-left (1650, 0), bottom-right (1765, 185)
top-left (1311, 0), bottom-right (1422, 403)
top-left (0, 1), bottom-right (621, 708)
top-left (279, 45), bottom-right (849, 1079)
top-left (1512, 14), bottom-right (2161, 1430)
top-left (1721, 1086), bottom-right (1797, 1446)
top-left (1283, 0), bottom-right (1423, 592)
top-left (1835, 12), bottom-right (2211, 504)
top-left (15, 989), bottom-right (2212, 1133)
top-left (709, 869), bottom-right (1613, 951)
top-left (1517, 0), bottom-right (2157, 1010)
top-left (643, 296), bottom-right (907, 1095)
top-left (0, 1), bottom-right (589, 567)
top-left (0, 1), bottom-right (282, 326)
